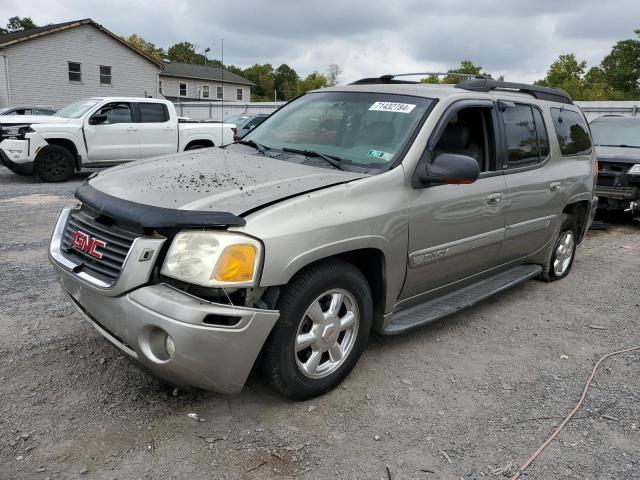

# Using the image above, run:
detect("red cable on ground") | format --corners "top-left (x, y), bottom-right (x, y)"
top-left (511, 345), bottom-right (640, 480)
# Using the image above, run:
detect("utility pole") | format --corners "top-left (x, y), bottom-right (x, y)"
top-left (204, 47), bottom-right (210, 68)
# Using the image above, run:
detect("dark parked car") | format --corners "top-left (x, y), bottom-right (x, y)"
top-left (0, 106), bottom-right (56, 116)
top-left (590, 115), bottom-right (640, 218)
top-left (224, 113), bottom-right (269, 140)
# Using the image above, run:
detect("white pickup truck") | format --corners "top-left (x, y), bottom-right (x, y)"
top-left (0, 97), bottom-right (234, 182)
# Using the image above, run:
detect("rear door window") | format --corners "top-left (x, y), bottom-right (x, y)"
top-left (550, 108), bottom-right (592, 156)
top-left (138, 103), bottom-right (169, 123)
top-left (502, 105), bottom-right (539, 168)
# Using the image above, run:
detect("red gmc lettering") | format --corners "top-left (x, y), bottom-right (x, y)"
top-left (72, 231), bottom-right (106, 259)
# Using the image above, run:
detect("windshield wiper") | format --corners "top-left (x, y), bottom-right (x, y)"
top-left (281, 147), bottom-right (347, 171)
top-left (238, 139), bottom-right (270, 153)
top-left (595, 144), bottom-right (640, 149)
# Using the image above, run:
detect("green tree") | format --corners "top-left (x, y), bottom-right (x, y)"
top-left (298, 71), bottom-right (328, 93)
top-left (419, 75), bottom-right (440, 84)
top-left (167, 41), bottom-right (209, 65)
top-left (536, 53), bottom-right (625, 101)
top-left (275, 64), bottom-right (300, 100)
top-left (243, 63), bottom-right (276, 100)
top-left (600, 29), bottom-right (640, 99)
top-left (442, 60), bottom-right (486, 84)
top-left (123, 34), bottom-right (165, 61)
top-left (0, 16), bottom-right (38, 34)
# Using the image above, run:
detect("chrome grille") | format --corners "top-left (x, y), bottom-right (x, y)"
top-left (61, 210), bottom-right (138, 285)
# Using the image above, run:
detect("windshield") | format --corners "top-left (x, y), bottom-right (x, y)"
top-left (54, 99), bottom-right (101, 119)
top-left (590, 118), bottom-right (640, 148)
top-left (245, 91), bottom-right (432, 170)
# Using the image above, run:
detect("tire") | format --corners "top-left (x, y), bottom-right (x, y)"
top-left (261, 259), bottom-right (373, 400)
top-left (34, 145), bottom-right (75, 182)
top-left (540, 213), bottom-right (577, 282)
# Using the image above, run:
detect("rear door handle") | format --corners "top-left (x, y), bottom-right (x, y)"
top-left (550, 182), bottom-right (562, 192)
top-left (486, 193), bottom-right (503, 205)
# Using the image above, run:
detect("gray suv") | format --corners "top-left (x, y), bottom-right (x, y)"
top-left (49, 75), bottom-right (597, 399)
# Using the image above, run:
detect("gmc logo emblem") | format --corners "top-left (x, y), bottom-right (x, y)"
top-left (72, 231), bottom-right (106, 259)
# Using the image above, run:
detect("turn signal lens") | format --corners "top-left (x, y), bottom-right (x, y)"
top-left (213, 244), bottom-right (257, 282)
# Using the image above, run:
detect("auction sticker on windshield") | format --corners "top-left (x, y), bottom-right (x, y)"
top-left (369, 102), bottom-right (416, 113)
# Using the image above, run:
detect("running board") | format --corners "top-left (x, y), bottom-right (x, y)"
top-left (383, 264), bottom-right (542, 335)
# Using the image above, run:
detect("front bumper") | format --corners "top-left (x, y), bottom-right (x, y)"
top-left (49, 209), bottom-right (279, 394)
top-left (0, 138), bottom-right (33, 165)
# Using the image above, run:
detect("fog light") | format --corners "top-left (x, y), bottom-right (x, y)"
top-left (165, 334), bottom-right (175, 358)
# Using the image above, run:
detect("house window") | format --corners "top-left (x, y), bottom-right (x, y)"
top-left (202, 85), bottom-right (210, 98)
top-left (236, 88), bottom-right (243, 101)
top-left (158, 80), bottom-right (163, 94)
top-left (68, 62), bottom-right (82, 82)
top-left (216, 86), bottom-right (223, 99)
top-left (99, 65), bottom-right (112, 85)
top-left (179, 82), bottom-right (187, 97)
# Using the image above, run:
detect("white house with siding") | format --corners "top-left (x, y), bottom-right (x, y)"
top-left (159, 62), bottom-right (253, 103)
top-left (0, 19), bottom-right (164, 109)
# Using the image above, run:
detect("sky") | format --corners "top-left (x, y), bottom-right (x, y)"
top-left (2, 0), bottom-right (640, 84)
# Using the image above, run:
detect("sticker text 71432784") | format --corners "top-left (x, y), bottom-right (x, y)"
top-left (368, 102), bottom-right (416, 114)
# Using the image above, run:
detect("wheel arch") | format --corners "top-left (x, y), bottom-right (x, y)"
top-left (184, 139), bottom-right (215, 151)
top-left (262, 246), bottom-right (389, 332)
top-left (563, 200), bottom-right (590, 243)
top-left (43, 138), bottom-right (81, 170)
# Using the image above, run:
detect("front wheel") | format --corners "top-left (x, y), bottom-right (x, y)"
top-left (34, 145), bottom-right (75, 182)
top-left (261, 259), bottom-right (372, 400)
top-left (540, 213), bottom-right (577, 282)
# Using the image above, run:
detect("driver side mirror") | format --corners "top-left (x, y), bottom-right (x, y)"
top-left (89, 113), bottom-right (108, 125)
top-left (419, 153), bottom-right (480, 185)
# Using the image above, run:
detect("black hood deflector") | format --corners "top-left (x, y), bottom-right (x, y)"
top-left (75, 183), bottom-right (245, 233)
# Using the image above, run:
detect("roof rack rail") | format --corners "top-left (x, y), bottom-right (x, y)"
top-left (350, 72), bottom-right (491, 85)
top-left (455, 79), bottom-right (573, 104)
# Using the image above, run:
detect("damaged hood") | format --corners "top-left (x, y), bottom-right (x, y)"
top-left (85, 146), bottom-right (367, 216)
top-left (595, 146), bottom-right (640, 164)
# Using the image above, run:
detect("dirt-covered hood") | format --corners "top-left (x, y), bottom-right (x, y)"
top-left (85, 145), bottom-right (367, 216)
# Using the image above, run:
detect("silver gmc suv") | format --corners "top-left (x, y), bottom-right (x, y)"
top-left (49, 75), bottom-right (598, 399)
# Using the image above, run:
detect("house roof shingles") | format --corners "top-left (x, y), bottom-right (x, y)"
top-left (161, 62), bottom-right (253, 86)
top-left (0, 18), bottom-right (164, 68)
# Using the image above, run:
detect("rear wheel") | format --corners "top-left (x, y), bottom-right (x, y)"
top-left (540, 214), bottom-right (577, 282)
top-left (34, 145), bottom-right (75, 182)
top-left (261, 259), bottom-right (372, 400)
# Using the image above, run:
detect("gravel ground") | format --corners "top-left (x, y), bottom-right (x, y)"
top-left (0, 165), bottom-right (639, 480)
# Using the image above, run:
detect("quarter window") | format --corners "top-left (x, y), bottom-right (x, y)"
top-left (68, 62), bottom-right (82, 82)
top-left (236, 88), bottom-right (243, 101)
top-left (99, 65), bottom-right (112, 85)
top-left (179, 82), bottom-right (187, 97)
top-left (217, 86), bottom-right (223, 99)
top-left (138, 103), bottom-right (169, 123)
top-left (550, 108), bottom-right (592, 156)
top-left (502, 105), bottom-right (539, 168)
top-left (202, 85), bottom-right (210, 98)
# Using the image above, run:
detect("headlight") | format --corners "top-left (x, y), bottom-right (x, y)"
top-left (160, 231), bottom-right (262, 287)
top-left (628, 164), bottom-right (640, 175)
top-left (1, 124), bottom-right (33, 139)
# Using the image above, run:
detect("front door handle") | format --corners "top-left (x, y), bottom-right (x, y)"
top-left (127, 127), bottom-right (138, 132)
top-left (486, 193), bottom-right (503, 205)
top-left (549, 182), bottom-right (562, 192)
